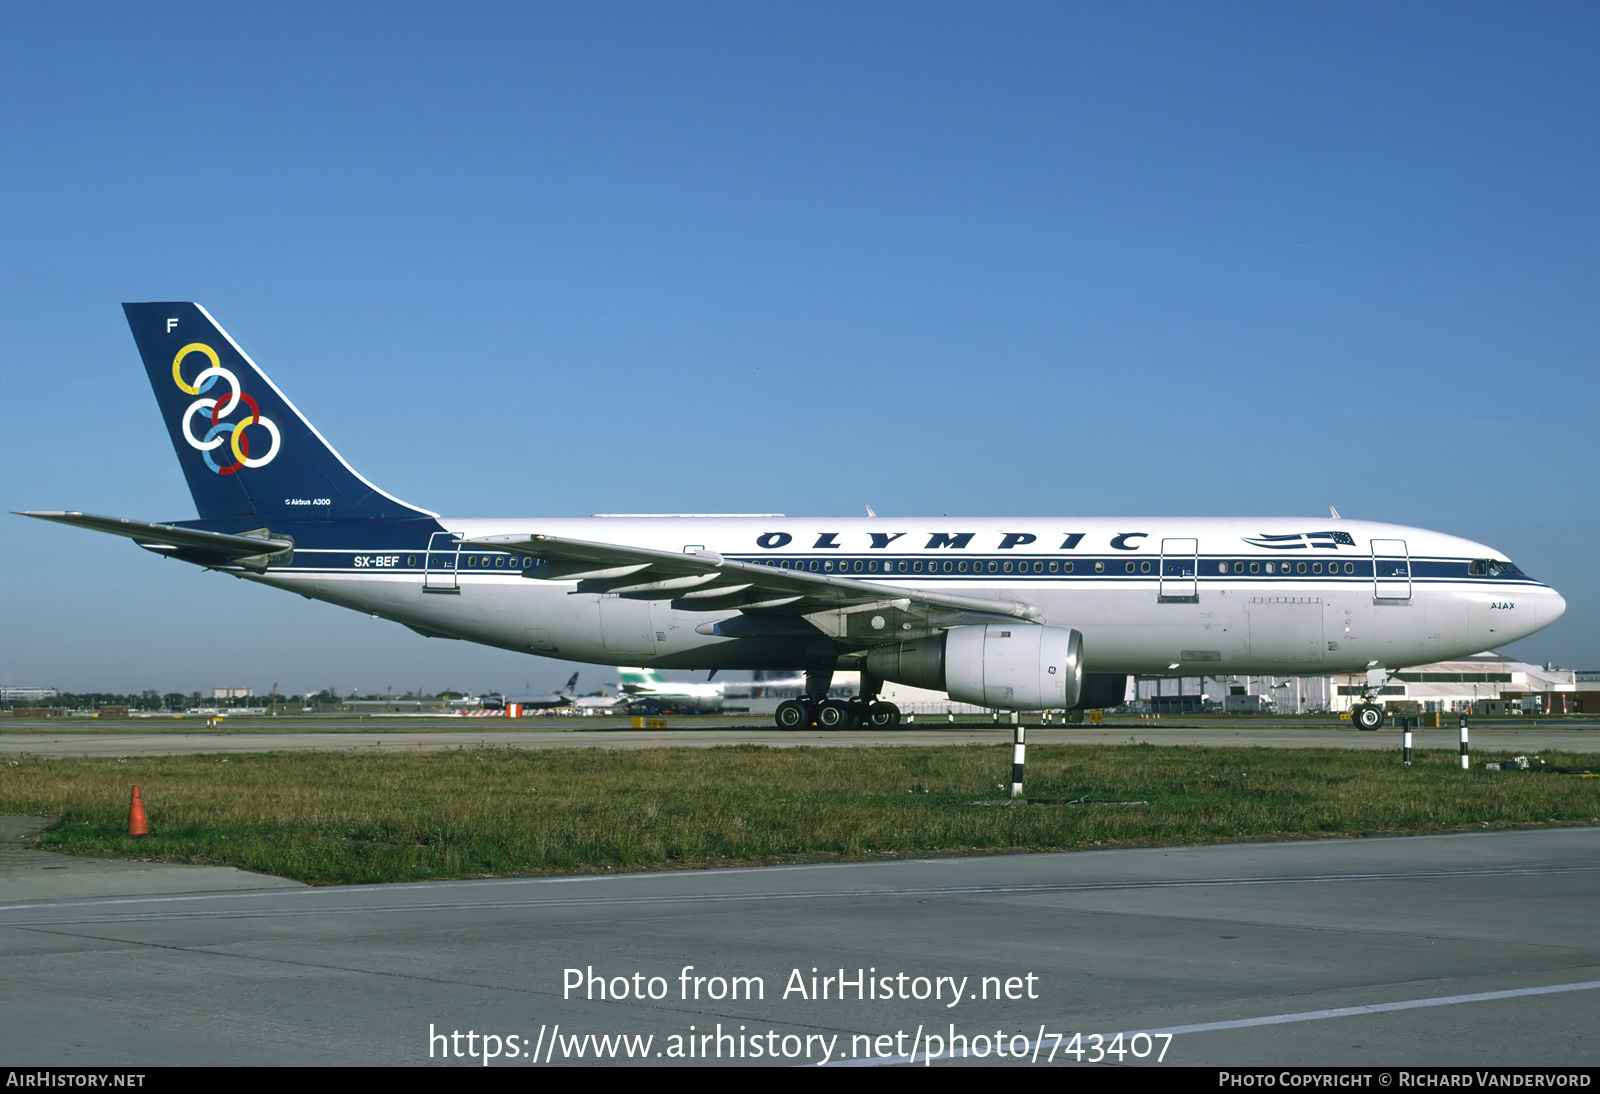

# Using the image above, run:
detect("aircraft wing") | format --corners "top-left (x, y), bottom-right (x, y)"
top-left (462, 532), bottom-right (1043, 643)
top-left (15, 511), bottom-right (294, 571)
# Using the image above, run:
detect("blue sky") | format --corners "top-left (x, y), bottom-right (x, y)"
top-left (3, 2), bottom-right (1596, 695)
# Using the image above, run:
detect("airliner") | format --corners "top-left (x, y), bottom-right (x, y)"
top-left (16, 304), bottom-right (1566, 732)
top-left (618, 668), bottom-right (729, 713)
top-left (479, 672), bottom-right (581, 712)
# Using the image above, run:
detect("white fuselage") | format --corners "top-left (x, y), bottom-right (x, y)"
top-left (248, 516), bottom-right (1564, 678)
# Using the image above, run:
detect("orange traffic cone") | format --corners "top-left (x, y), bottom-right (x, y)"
top-left (128, 785), bottom-right (149, 838)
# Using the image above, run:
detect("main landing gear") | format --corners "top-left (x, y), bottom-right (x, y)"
top-left (772, 661), bottom-right (901, 730)
top-left (773, 698), bottom-right (902, 730)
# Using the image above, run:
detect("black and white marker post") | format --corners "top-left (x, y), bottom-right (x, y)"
top-left (1011, 723), bottom-right (1026, 799)
top-left (1459, 714), bottom-right (1471, 770)
top-left (1402, 717), bottom-right (1413, 766)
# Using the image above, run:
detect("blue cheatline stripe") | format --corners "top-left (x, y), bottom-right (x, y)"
top-left (256, 548), bottom-right (1542, 587)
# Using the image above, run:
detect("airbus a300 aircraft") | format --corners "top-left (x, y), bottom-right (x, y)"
top-left (19, 304), bottom-right (1566, 731)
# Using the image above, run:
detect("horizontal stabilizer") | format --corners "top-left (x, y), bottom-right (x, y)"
top-left (15, 511), bottom-right (293, 570)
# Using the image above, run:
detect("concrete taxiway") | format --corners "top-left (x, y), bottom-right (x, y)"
top-left (0, 816), bottom-right (304, 904)
top-left (3, 719), bottom-right (1595, 757)
top-left (0, 827), bottom-right (1595, 1066)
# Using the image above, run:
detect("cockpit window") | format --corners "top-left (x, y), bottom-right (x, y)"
top-left (1470, 558), bottom-right (1525, 578)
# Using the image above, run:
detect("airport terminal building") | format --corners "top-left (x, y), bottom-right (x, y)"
top-left (1135, 652), bottom-right (1583, 716)
top-left (762, 654), bottom-right (1590, 718)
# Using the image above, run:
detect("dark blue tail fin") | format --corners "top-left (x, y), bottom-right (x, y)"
top-left (123, 303), bottom-right (432, 522)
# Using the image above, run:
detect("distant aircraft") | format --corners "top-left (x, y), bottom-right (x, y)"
top-left (616, 668), bottom-right (727, 712)
top-left (17, 304), bottom-right (1567, 733)
top-left (569, 690), bottom-right (629, 714)
top-left (480, 672), bottom-right (580, 711)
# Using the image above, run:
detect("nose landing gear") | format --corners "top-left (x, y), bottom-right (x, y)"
top-left (1352, 703), bottom-right (1385, 731)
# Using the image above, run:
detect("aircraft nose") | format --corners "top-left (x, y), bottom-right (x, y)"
top-left (1543, 586), bottom-right (1567, 627)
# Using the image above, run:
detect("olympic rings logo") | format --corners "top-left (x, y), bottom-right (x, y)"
top-left (172, 343), bottom-right (281, 475)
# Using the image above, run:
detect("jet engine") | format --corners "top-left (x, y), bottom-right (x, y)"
top-left (865, 624), bottom-right (1083, 710)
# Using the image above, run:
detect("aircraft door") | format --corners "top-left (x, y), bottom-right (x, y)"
top-left (424, 532), bottom-right (460, 592)
top-left (1159, 538), bottom-right (1199, 601)
top-left (1371, 539), bottom-right (1411, 601)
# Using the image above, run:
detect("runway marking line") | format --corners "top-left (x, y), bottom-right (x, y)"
top-left (831, 980), bottom-right (1600, 1066)
top-left (0, 863), bottom-right (1595, 923)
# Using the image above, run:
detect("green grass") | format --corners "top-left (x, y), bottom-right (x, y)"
top-left (3, 744), bottom-right (1597, 885)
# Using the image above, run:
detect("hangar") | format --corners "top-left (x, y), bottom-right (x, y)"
top-left (1132, 653), bottom-right (1584, 716)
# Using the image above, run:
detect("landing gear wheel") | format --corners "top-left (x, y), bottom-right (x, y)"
top-left (775, 700), bottom-right (809, 730)
top-left (867, 701), bottom-right (901, 728)
top-left (1353, 704), bottom-right (1385, 731)
top-left (817, 700), bottom-right (851, 729)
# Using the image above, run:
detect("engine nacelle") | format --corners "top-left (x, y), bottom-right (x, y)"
top-left (865, 624), bottom-right (1083, 710)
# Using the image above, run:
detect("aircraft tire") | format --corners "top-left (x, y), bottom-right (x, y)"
top-left (1353, 704), bottom-right (1385, 731)
top-left (775, 700), bottom-right (809, 730)
top-left (817, 701), bottom-right (849, 729)
top-left (868, 701), bottom-right (901, 728)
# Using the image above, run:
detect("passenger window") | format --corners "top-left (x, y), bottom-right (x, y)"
top-left (1345, 562), bottom-right (1354, 574)
top-left (1250, 562), bottom-right (1259, 574)
top-left (1312, 562), bottom-right (1321, 574)
top-left (1264, 562), bottom-right (1274, 574)
top-left (1234, 562), bottom-right (1244, 574)
top-left (1125, 562), bottom-right (1135, 574)
top-left (1049, 561), bottom-right (1058, 573)
top-left (407, 556), bottom-right (416, 567)
top-left (945, 561), bottom-right (954, 573)
top-left (1141, 561), bottom-right (1151, 573)
top-left (1003, 562), bottom-right (1013, 573)
top-left (958, 561), bottom-right (968, 573)
top-left (1094, 562), bottom-right (1104, 573)
top-left (809, 561), bottom-right (819, 572)
top-left (988, 561), bottom-right (998, 573)
top-left (1218, 563), bottom-right (1228, 574)
top-left (1063, 562), bottom-right (1073, 573)
top-left (1297, 562), bottom-right (1306, 574)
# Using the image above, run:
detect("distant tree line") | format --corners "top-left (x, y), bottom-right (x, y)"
top-left (2, 689), bottom-right (471, 712)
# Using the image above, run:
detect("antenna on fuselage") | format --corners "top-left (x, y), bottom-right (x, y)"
top-left (1329, 506), bottom-right (1342, 519)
